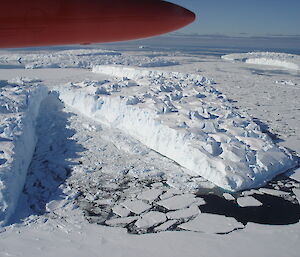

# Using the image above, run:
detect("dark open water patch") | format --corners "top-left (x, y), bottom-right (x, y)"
top-left (198, 193), bottom-right (300, 226)
top-left (197, 173), bottom-right (300, 226)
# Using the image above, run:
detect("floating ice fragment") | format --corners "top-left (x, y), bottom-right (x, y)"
top-left (166, 204), bottom-right (200, 219)
top-left (179, 213), bottom-right (244, 234)
top-left (159, 188), bottom-right (182, 200)
top-left (259, 188), bottom-right (290, 197)
top-left (112, 205), bottom-right (131, 217)
top-left (241, 189), bottom-right (263, 196)
top-left (223, 193), bottom-right (235, 201)
top-left (120, 200), bottom-right (151, 215)
top-left (137, 189), bottom-right (163, 202)
top-left (154, 220), bottom-right (177, 232)
top-left (106, 216), bottom-right (139, 226)
top-left (237, 196), bottom-right (262, 207)
top-left (135, 211), bottom-right (167, 229)
top-left (157, 194), bottom-right (197, 210)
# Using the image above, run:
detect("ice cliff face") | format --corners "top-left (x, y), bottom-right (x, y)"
top-left (0, 78), bottom-right (48, 226)
top-left (222, 52), bottom-right (300, 71)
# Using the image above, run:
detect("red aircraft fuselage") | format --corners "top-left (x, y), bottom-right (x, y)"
top-left (0, 0), bottom-right (195, 48)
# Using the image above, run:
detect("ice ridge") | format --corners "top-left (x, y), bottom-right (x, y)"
top-left (56, 65), bottom-right (296, 192)
top-left (0, 79), bottom-right (48, 226)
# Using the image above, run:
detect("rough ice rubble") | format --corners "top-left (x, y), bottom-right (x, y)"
top-left (0, 79), bottom-right (47, 226)
top-left (222, 52), bottom-right (300, 71)
top-left (57, 65), bottom-right (296, 191)
top-left (0, 49), bottom-right (178, 69)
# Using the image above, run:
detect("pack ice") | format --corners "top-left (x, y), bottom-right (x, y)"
top-left (0, 78), bottom-right (47, 226)
top-left (0, 49), bottom-right (178, 69)
top-left (57, 65), bottom-right (296, 192)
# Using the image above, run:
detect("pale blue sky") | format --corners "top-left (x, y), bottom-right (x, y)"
top-left (169, 0), bottom-right (300, 36)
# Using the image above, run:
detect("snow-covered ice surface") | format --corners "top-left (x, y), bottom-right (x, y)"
top-left (0, 45), bottom-right (300, 257)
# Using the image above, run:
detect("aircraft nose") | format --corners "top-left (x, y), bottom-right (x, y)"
top-left (181, 8), bottom-right (196, 26)
top-left (159, 2), bottom-right (196, 32)
top-left (173, 5), bottom-right (196, 24)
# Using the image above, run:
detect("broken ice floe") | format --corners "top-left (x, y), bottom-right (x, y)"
top-left (112, 205), bottom-right (131, 217)
top-left (166, 204), bottom-right (200, 220)
top-left (137, 189), bottom-right (163, 202)
top-left (178, 213), bottom-right (244, 234)
top-left (237, 196), bottom-right (262, 207)
top-left (57, 65), bottom-right (296, 191)
top-left (154, 220), bottom-right (177, 232)
top-left (258, 188), bottom-right (290, 197)
top-left (48, 112), bottom-right (299, 234)
top-left (223, 193), bottom-right (235, 201)
top-left (135, 211), bottom-right (167, 229)
top-left (106, 216), bottom-right (139, 227)
top-left (156, 194), bottom-right (200, 211)
top-left (120, 200), bottom-right (151, 215)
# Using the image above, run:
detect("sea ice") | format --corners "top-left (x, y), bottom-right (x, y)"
top-left (137, 189), bottom-right (163, 202)
top-left (237, 196), bottom-right (262, 207)
top-left (135, 211), bottom-right (167, 229)
top-left (159, 188), bottom-right (182, 200)
top-left (179, 213), bottom-right (244, 234)
top-left (154, 220), bottom-right (177, 232)
top-left (223, 193), bottom-right (235, 201)
top-left (120, 200), bottom-right (151, 215)
top-left (0, 45), bottom-right (300, 256)
top-left (112, 205), bottom-right (131, 217)
top-left (106, 216), bottom-right (139, 226)
top-left (259, 188), bottom-right (290, 197)
top-left (241, 189), bottom-right (263, 196)
top-left (166, 204), bottom-right (200, 220)
top-left (156, 194), bottom-right (198, 210)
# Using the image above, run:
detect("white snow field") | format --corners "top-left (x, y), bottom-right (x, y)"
top-left (0, 45), bottom-right (300, 257)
